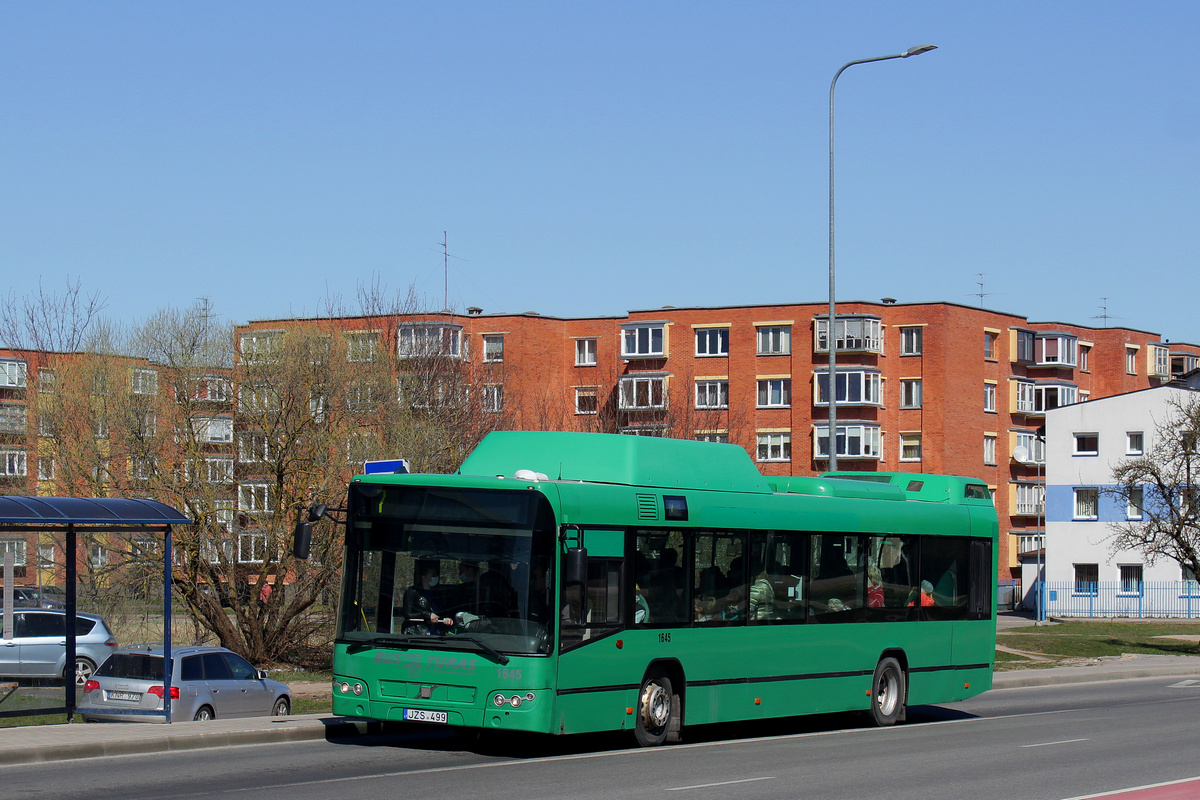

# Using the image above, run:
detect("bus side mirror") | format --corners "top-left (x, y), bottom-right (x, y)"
top-left (565, 547), bottom-right (588, 586)
top-left (293, 521), bottom-right (312, 560)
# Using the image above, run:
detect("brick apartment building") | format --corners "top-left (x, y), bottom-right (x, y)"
top-left (4, 299), bottom-right (1199, 587)
top-left (236, 299), bottom-right (1200, 583)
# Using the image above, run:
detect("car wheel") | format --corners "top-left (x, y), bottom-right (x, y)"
top-left (193, 705), bottom-right (215, 722)
top-left (272, 697), bottom-right (291, 716)
top-left (73, 657), bottom-right (97, 687)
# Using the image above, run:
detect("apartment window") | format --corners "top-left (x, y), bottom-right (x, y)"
top-left (131, 368), bottom-right (158, 395)
top-left (1016, 432), bottom-right (1045, 464)
top-left (1073, 487), bottom-right (1099, 520)
top-left (94, 416), bottom-right (109, 439)
top-left (900, 379), bottom-right (922, 409)
top-left (984, 435), bottom-right (997, 466)
top-left (130, 456), bottom-right (156, 481)
top-left (0, 448), bottom-right (27, 477)
top-left (238, 531), bottom-right (267, 564)
top-left (575, 387), bottom-right (598, 415)
top-left (1074, 433), bottom-right (1099, 456)
top-left (814, 317), bottom-right (883, 353)
top-left (239, 483), bottom-right (274, 516)
top-left (1035, 334), bottom-right (1078, 366)
top-left (757, 379), bottom-right (792, 408)
top-left (204, 458), bottom-right (234, 484)
top-left (695, 432), bottom-right (729, 443)
top-left (238, 433), bottom-right (271, 463)
top-left (1074, 564), bottom-right (1099, 595)
top-left (1119, 564), bottom-right (1144, 595)
top-left (37, 368), bottom-right (56, 394)
top-left (1015, 380), bottom-right (1035, 413)
top-left (695, 380), bottom-right (729, 410)
top-left (38, 415), bottom-right (55, 438)
top-left (91, 460), bottom-right (110, 485)
top-left (483, 335), bottom-right (505, 363)
top-left (186, 375), bottom-right (227, 403)
top-left (1150, 344), bottom-right (1171, 378)
top-left (695, 328), bottom-right (729, 357)
top-left (1127, 431), bottom-right (1144, 455)
top-left (984, 331), bottom-right (998, 359)
top-left (345, 381), bottom-right (380, 412)
top-left (0, 360), bottom-right (27, 389)
top-left (240, 331), bottom-right (282, 363)
top-left (1079, 345), bottom-right (1091, 372)
top-left (192, 416), bottom-right (234, 443)
top-left (0, 538), bottom-right (26, 571)
top-left (984, 383), bottom-right (996, 413)
top-left (900, 433), bottom-right (922, 462)
top-left (814, 370), bottom-right (881, 406)
top-left (757, 432), bottom-right (791, 462)
top-left (815, 424), bottom-right (882, 460)
top-left (0, 404), bottom-right (26, 434)
top-left (134, 409), bottom-right (156, 438)
top-left (619, 375), bottom-right (666, 410)
top-left (1016, 483), bottom-right (1044, 515)
top-left (346, 331), bottom-right (380, 363)
top-left (90, 544), bottom-right (108, 570)
top-left (756, 326), bottom-right (791, 356)
top-left (239, 381), bottom-right (279, 413)
top-left (1126, 346), bottom-right (1139, 375)
top-left (1127, 487), bottom-right (1144, 520)
top-left (482, 385), bottom-right (504, 413)
top-left (346, 431), bottom-right (375, 464)
top-left (398, 323), bottom-right (464, 359)
top-left (1015, 330), bottom-right (1035, 364)
top-left (1029, 383), bottom-right (1076, 413)
top-left (37, 456), bottom-right (54, 481)
top-left (621, 324), bottom-right (665, 359)
top-left (899, 327), bottom-right (923, 356)
top-left (575, 338), bottom-right (597, 366)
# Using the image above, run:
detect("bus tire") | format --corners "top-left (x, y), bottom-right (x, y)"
top-left (869, 657), bottom-right (905, 727)
top-left (634, 669), bottom-right (674, 747)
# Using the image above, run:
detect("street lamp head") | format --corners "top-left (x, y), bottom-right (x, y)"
top-left (903, 44), bottom-right (937, 57)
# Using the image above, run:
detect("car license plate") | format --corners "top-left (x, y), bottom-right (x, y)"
top-left (403, 708), bottom-right (447, 724)
top-left (107, 690), bottom-right (141, 702)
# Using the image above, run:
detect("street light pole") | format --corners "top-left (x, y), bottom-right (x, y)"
top-left (827, 44), bottom-right (936, 471)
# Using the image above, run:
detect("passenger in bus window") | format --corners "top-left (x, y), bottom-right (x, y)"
top-left (748, 570), bottom-right (777, 620)
top-left (867, 565), bottom-right (885, 608)
top-left (403, 560), bottom-right (454, 634)
top-left (906, 580), bottom-right (935, 607)
top-left (634, 584), bottom-right (650, 623)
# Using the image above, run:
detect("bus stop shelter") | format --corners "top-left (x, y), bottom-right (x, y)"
top-left (0, 496), bottom-right (191, 722)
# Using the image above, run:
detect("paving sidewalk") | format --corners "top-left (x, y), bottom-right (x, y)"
top-left (5, 652), bottom-right (1200, 765)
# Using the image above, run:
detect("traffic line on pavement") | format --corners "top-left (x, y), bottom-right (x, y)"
top-left (1061, 775), bottom-right (1200, 799)
top-left (667, 776), bottom-right (775, 791)
top-left (1020, 738), bottom-right (1089, 748)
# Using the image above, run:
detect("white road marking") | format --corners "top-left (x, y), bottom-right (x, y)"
top-left (667, 776), bottom-right (776, 791)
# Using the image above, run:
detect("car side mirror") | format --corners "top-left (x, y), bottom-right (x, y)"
top-left (257, 669), bottom-right (267, 680)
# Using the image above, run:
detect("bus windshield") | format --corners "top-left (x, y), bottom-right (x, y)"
top-left (340, 483), bottom-right (557, 657)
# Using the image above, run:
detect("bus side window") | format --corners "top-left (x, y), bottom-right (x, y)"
top-left (808, 533), bottom-right (864, 622)
top-left (866, 534), bottom-right (917, 622)
top-left (748, 531), bottom-right (806, 624)
top-left (560, 557), bottom-right (623, 650)
top-left (692, 532), bottom-right (746, 624)
top-left (635, 531), bottom-right (689, 625)
top-left (919, 537), bottom-right (970, 620)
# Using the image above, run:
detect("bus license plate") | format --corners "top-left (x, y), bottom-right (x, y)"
top-left (403, 708), bottom-right (448, 724)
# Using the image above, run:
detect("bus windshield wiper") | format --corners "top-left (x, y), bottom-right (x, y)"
top-left (346, 636), bottom-right (433, 653)
top-left (452, 635), bottom-right (509, 665)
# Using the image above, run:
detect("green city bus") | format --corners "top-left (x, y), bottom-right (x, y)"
top-left (314, 431), bottom-right (996, 746)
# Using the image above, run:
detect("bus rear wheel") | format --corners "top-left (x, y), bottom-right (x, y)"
top-left (634, 670), bottom-right (674, 747)
top-left (869, 657), bottom-right (906, 726)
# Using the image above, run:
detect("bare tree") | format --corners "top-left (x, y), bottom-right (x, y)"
top-left (1106, 393), bottom-right (1200, 579)
top-left (0, 277), bottom-right (106, 353)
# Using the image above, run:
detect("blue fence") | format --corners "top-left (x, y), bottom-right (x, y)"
top-left (1037, 581), bottom-right (1200, 619)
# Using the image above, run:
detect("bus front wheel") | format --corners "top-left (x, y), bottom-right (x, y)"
top-left (634, 670), bottom-right (674, 747)
top-left (869, 657), bottom-right (906, 726)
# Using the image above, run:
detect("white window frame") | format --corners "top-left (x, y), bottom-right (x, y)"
top-left (482, 384), bottom-right (504, 413)
top-left (192, 375), bottom-right (231, 402)
top-left (0, 448), bottom-right (27, 477)
top-left (1126, 431), bottom-right (1144, 455)
top-left (695, 328), bottom-right (729, 357)
top-left (814, 317), bottom-right (883, 353)
top-left (1073, 432), bottom-right (1099, 456)
top-left (0, 404), bottom-right (26, 434)
top-left (0, 360), bottom-right (27, 389)
top-left (983, 435), bottom-right (997, 466)
top-left (756, 432), bottom-right (791, 462)
top-left (814, 370), bottom-right (881, 406)
top-left (346, 331), bottom-right (380, 363)
top-left (621, 324), bottom-right (665, 359)
top-left (984, 382), bottom-right (997, 413)
top-left (814, 424), bottom-right (883, 460)
top-left (0, 537), bottom-right (27, 568)
top-left (238, 530), bottom-right (268, 564)
top-left (237, 432), bottom-right (271, 463)
top-left (1035, 334), bottom-right (1078, 367)
top-left (575, 338), bottom-right (597, 366)
top-left (240, 331), bottom-right (282, 363)
top-left (131, 368), bottom-right (158, 396)
top-left (239, 483), bottom-right (274, 516)
top-left (1127, 486), bottom-right (1144, 520)
top-left (1150, 344), bottom-right (1171, 377)
top-left (1033, 383), bottom-right (1077, 413)
top-left (619, 375), bottom-right (666, 410)
top-left (900, 432), bottom-right (922, 462)
top-left (136, 409), bottom-right (157, 438)
top-left (482, 334), bottom-right (505, 363)
top-left (899, 327), bottom-right (922, 356)
top-left (1119, 564), bottom-right (1144, 595)
top-left (1073, 487), bottom-right (1099, 520)
top-left (900, 379), bottom-right (922, 409)
top-left (695, 380), bottom-right (729, 410)
top-left (37, 455), bottom-right (54, 481)
top-left (756, 326), bottom-right (791, 356)
top-left (756, 378), bottom-right (791, 408)
top-left (205, 457), bottom-right (234, 484)
top-left (37, 368), bottom-right (56, 394)
top-left (1016, 432), bottom-right (1045, 464)
top-left (695, 432), bottom-right (729, 443)
top-left (1016, 482), bottom-right (1044, 515)
top-left (398, 323), bottom-right (464, 359)
top-left (575, 387), bottom-right (598, 415)
top-left (1126, 346), bottom-right (1139, 375)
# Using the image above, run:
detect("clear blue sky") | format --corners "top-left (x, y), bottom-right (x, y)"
top-left (3, 2), bottom-right (1197, 340)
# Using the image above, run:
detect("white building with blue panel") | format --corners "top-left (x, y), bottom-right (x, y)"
top-left (1040, 380), bottom-right (1200, 617)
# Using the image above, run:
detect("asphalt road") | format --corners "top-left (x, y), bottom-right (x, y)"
top-left (6, 677), bottom-right (1200, 800)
